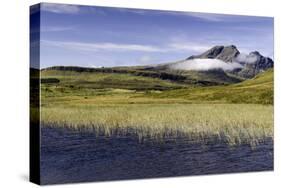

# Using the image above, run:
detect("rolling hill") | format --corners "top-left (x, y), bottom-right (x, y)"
top-left (147, 69), bottom-right (273, 104)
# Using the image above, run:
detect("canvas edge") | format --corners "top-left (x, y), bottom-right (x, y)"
top-left (29, 3), bottom-right (41, 185)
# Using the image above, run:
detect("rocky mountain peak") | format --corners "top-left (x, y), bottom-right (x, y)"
top-left (184, 45), bottom-right (273, 78)
top-left (216, 45), bottom-right (240, 62)
top-left (186, 45), bottom-right (240, 62)
top-left (249, 51), bottom-right (261, 56)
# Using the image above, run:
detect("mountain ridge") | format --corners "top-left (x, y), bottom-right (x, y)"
top-left (183, 45), bottom-right (273, 78)
top-left (187, 45), bottom-right (240, 62)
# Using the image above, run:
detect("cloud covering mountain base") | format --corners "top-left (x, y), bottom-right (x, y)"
top-left (169, 59), bottom-right (243, 71)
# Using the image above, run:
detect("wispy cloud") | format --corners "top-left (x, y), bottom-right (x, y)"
top-left (41, 40), bottom-right (166, 52)
top-left (183, 12), bottom-right (227, 22)
top-left (41, 26), bottom-right (75, 32)
top-left (113, 8), bottom-right (229, 22)
top-left (41, 3), bottom-right (107, 15)
top-left (41, 3), bottom-right (80, 14)
top-left (169, 43), bottom-right (210, 53)
top-left (119, 8), bottom-right (230, 22)
top-left (137, 55), bottom-right (158, 65)
top-left (114, 8), bottom-right (148, 15)
top-left (41, 40), bottom-right (211, 54)
top-left (235, 53), bottom-right (259, 64)
top-left (182, 12), bottom-right (267, 23)
top-left (167, 34), bottom-right (215, 52)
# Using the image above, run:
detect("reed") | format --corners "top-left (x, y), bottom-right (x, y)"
top-left (41, 103), bottom-right (273, 146)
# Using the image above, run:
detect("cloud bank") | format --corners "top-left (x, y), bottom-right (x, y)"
top-left (169, 59), bottom-right (243, 71)
top-left (234, 53), bottom-right (259, 64)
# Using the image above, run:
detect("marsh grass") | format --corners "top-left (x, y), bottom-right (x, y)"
top-left (41, 103), bottom-right (273, 146)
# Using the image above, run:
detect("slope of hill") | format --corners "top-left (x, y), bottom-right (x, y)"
top-left (40, 69), bottom-right (187, 91)
top-left (147, 69), bottom-right (273, 104)
top-left (42, 63), bottom-right (243, 87)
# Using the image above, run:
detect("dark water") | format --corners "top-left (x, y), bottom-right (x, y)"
top-left (40, 127), bottom-right (273, 185)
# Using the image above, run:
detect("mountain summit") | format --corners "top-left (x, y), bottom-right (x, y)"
top-left (187, 45), bottom-right (240, 62)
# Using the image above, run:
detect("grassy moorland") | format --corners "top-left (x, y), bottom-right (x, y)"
top-left (147, 69), bottom-right (273, 104)
top-left (39, 68), bottom-right (273, 145)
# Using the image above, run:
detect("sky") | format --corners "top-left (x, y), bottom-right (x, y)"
top-left (35, 3), bottom-right (274, 68)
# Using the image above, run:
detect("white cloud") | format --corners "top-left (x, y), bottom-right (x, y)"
top-left (183, 12), bottom-right (260, 23)
top-left (182, 12), bottom-right (228, 22)
top-left (41, 40), bottom-right (167, 52)
top-left (90, 64), bottom-right (102, 68)
top-left (115, 9), bottom-right (229, 22)
top-left (235, 53), bottom-right (259, 64)
top-left (40, 3), bottom-right (108, 15)
top-left (41, 26), bottom-right (74, 32)
top-left (169, 59), bottom-right (243, 71)
top-left (41, 40), bottom-right (216, 55)
top-left (41, 3), bottom-right (80, 14)
top-left (137, 55), bottom-right (156, 65)
top-left (169, 43), bottom-right (210, 53)
top-left (114, 8), bottom-right (148, 15)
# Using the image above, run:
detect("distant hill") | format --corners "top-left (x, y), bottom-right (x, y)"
top-left (41, 65), bottom-right (273, 104)
top-left (42, 64), bottom-right (243, 87)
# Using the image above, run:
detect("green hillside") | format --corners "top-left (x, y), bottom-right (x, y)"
top-left (41, 68), bottom-right (273, 105)
top-left (148, 69), bottom-right (273, 104)
top-left (42, 65), bottom-right (242, 87)
top-left (40, 69), bottom-right (186, 92)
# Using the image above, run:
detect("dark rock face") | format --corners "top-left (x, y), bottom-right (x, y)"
top-left (216, 45), bottom-right (240, 62)
top-left (187, 45), bottom-right (240, 62)
top-left (251, 52), bottom-right (274, 70)
top-left (236, 52), bottom-right (274, 78)
top-left (187, 45), bottom-right (225, 60)
top-left (186, 45), bottom-right (274, 78)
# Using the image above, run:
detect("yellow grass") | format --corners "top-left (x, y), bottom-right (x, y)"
top-left (41, 103), bottom-right (273, 146)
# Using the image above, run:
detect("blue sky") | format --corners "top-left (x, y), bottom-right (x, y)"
top-left (38, 3), bottom-right (274, 68)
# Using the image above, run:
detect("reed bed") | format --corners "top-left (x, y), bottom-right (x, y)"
top-left (41, 103), bottom-right (273, 146)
